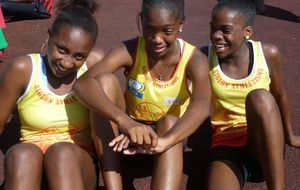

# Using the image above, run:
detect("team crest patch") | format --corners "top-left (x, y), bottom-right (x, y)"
top-left (135, 102), bottom-right (164, 121)
top-left (127, 79), bottom-right (145, 99)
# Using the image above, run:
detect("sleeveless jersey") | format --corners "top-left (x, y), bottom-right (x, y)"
top-left (209, 40), bottom-right (271, 148)
top-left (17, 54), bottom-right (92, 152)
top-left (124, 36), bottom-right (195, 122)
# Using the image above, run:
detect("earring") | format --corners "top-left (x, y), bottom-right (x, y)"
top-left (244, 35), bottom-right (250, 40)
top-left (179, 28), bottom-right (183, 32)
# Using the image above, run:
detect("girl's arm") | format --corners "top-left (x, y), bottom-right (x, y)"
top-left (263, 43), bottom-right (300, 147)
top-left (124, 48), bottom-right (211, 154)
top-left (112, 48), bottom-right (211, 154)
top-left (74, 43), bottom-right (133, 126)
top-left (0, 56), bottom-right (31, 134)
top-left (73, 41), bottom-right (158, 147)
top-left (158, 49), bottom-right (211, 151)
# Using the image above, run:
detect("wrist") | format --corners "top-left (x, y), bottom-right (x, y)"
top-left (162, 134), bottom-right (177, 148)
top-left (116, 115), bottom-right (133, 133)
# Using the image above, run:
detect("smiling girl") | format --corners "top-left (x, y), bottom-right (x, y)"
top-left (0, 0), bottom-right (104, 189)
top-left (73, 0), bottom-right (211, 189)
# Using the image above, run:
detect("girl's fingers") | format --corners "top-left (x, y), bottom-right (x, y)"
top-left (109, 134), bottom-right (125, 147)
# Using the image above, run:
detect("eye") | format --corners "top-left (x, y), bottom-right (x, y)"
top-left (74, 54), bottom-right (87, 61)
top-left (163, 28), bottom-right (173, 35)
top-left (57, 45), bottom-right (68, 54)
top-left (220, 27), bottom-right (234, 34)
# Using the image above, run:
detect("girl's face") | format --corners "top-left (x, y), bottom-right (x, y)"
top-left (47, 24), bottom-right (94, 78)
top-left (210, 7), bottom-right (251, 59)
top-left (141, 7), bottom-right (183, 59)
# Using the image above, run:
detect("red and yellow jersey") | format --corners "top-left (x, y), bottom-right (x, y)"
top-left (209, 40), bottom-right (271, 148)
top-left (17, 53), bottom-right (92, 153)
top-left (124, 36), bottom-right (195, 122)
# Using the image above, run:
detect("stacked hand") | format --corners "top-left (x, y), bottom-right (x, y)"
top-left (109, 121), bottom-right (171, 154)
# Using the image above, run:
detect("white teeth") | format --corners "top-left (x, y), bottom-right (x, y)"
top-left (215, 44), bottom-right (226, 48)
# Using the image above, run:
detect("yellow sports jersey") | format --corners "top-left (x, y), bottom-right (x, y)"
top-left (124, 36), bottom-right (195, 122)
top-left (209, 40), bottom-right (271, 148)
top-left (17, 54), bottom-right (92, 153)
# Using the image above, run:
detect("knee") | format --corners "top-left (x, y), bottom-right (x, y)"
top-left (44, 142), bottom-right (78, 165)
top-left (156, 115), bottom-right (178, 136)
top-left (5, 143), bottom-right (43, 168)
top-left (95, 73), bottom-right (120, 91)
top-left (6, 143), bottom-right (43, 161)
top-left (246, 89), bottom-right (277, 113)
top-left (95, 73), bottom-right (124, 104)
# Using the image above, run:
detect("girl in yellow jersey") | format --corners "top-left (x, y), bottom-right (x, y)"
top-left (201, 0), bottom-right (300, 189)
top-left (73, 0), bottom-right (211, 189)
top-left (0, 0), bottom-right (104, 189)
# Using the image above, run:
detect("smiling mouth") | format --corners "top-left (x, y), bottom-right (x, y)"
top-left (152, 46), bottom-right (167, 54)
top-left (54, 65), bottom-right (67, 74)
top-left (214, 43), bottom-right (228, 50)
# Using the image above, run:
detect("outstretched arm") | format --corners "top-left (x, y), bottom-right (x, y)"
top-left (264, 43), bottom-right (300, 148)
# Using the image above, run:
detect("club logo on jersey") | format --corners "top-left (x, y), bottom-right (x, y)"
top-left (135, 102), bottom-right (164, 121)
top-left (127, 79), bottom-right (145, 98)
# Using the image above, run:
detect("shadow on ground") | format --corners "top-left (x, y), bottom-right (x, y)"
top-left (259, 4), bottom-right (300, 23)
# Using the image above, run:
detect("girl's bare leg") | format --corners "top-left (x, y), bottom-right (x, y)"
top-left (90, 73), bottom-right (126, 190)
top-left (44, 142), bottom-right (97, 190)
top-left (5, 143), bottom-right (43, 190)
top-left (207, 160), bottom-right (241, 190)
top-left (246, 89), bottom-right (284, 190)
top-left (151, 115), bottom-right (183, 190)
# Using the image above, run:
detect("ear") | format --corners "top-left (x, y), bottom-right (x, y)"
top-left (244, 25), bottom-right (253, 38)
top-left (179, 22), bottom-right (184, 33)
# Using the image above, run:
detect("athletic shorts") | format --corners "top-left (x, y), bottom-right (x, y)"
top-left (209, 146), bottom-right (264, 187)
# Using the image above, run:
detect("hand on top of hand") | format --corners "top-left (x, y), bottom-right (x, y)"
top-left (122, 137), bottom-right (171, 155)
top-left (109, 121), bottom-right (158, 152)
top-left (109, 134), bottom-right (171, 155)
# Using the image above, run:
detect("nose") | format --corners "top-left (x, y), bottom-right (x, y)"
top-left (211, 30), bottom-right (223, 40)
top-left (152, 32), bottom-right (164, 44)
top-left (60, 56), bottom-right (75, 69)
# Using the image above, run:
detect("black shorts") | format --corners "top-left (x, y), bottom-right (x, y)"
top-left (209, 146), bottom-right (264, 187)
